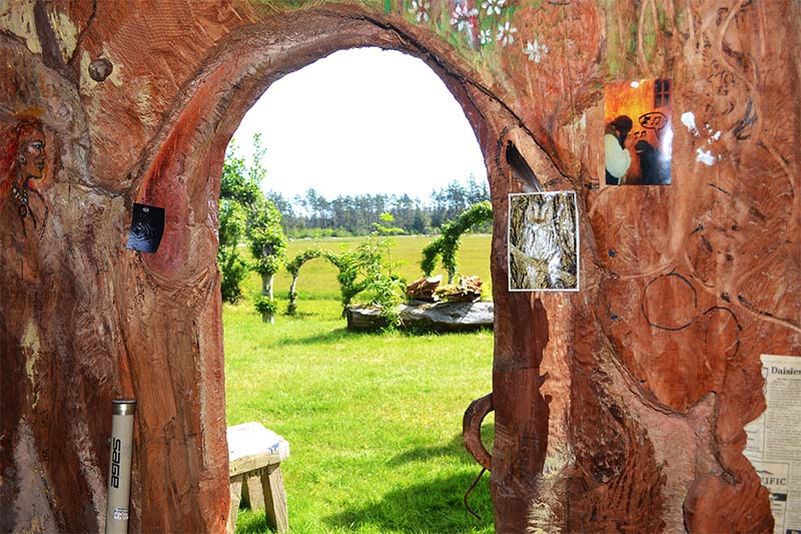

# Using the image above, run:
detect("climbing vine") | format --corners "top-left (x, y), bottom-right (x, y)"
top-left (421, 201), bottom-right (493, 283)
top-left (286, 248), bottom-right (326, 315)
top-left (285, 240), bottom-right (403, 324)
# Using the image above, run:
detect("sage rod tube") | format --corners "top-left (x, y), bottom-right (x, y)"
top-left (105, 400), bottom-right (136, 534)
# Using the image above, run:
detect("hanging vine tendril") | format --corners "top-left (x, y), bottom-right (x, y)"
top-left (421, 201), bottom-right (493, 283)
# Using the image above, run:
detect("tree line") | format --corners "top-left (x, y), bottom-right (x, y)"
top-left (266, 177), bottom-right (491, 237)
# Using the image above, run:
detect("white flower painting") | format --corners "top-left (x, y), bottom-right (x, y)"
top-left (451, 5), bottom-right (478, 33)
top-left (523, 39), bottom-right (549, 63)
top-left (496, 21), bottom-right (517, 47)
top-left (481, 0), bottom-right (506, 16)
top-left (409, 0), bottom-right (431, 23)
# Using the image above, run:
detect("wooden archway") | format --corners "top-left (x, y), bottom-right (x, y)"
top-left (127, 6), bottom-right (564, 531)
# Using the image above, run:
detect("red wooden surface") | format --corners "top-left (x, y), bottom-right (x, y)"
top-left (1, 1), bottom-right (798, 532)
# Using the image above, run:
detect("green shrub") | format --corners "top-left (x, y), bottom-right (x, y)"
top-left (371, 212), bottom-right (406, 236)
top-left (329, 239), bottom-right (405, 326)
top-left (219, 252), bottom-right (249, 303)
top-left (254, 294), bottom-right (279, 316)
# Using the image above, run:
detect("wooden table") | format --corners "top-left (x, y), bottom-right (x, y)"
top-left (226, 422), bottom-right (290, 533)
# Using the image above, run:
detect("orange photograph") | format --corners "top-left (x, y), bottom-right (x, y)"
top-left (604, 78), bottom-right (673, 186)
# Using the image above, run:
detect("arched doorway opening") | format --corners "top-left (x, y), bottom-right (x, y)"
top-left (134, 6), bottom-right (563, 531)
top-left (222, 45), bottom-right (494, 532)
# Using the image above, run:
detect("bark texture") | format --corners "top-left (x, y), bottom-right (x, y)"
top-left (0, 1), bottom-right (798, 532)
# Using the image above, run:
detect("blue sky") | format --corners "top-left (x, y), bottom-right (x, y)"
top-left (231, 47), bottom-right (487, 200)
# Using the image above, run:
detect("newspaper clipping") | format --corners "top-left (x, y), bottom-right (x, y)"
top-left (744, 354), bottom-right (801, 534)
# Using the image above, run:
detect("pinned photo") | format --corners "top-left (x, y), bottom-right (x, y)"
top-left (604, 79), bottom-right (672, 185)
top-left (126, 203), bottom-right (165, 253)
top-left (508, 191), bottom-right (579, 292)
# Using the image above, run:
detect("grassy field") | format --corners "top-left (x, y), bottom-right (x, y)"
top-left (225, 234), bottom-right (495, 533)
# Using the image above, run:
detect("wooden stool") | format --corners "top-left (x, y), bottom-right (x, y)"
top-left (226, 422), bottom-right (290, 533)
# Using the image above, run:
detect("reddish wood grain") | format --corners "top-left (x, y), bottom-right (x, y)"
top-left (1, 1), bottom-right (798, 532)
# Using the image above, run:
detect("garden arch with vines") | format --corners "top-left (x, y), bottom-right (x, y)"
top-left (287, 197), bottom-right (495, 317)
top-left (285, 249), bottom-right (328, 315)
top-left (285, 241), bottom-right (403, 322)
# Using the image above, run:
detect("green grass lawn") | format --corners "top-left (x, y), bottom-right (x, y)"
top-left (225, 234), bottom-right (495, 533)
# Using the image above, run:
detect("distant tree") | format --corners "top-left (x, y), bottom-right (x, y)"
top-left (465, 175), bottom-right (490, 204)
top-left (217, 134), bottom-right (287, 323)
top-left (266, 191), bottom-right (295, 225)
top-left (431, 181), bottom-right (466, 227)
top-left (217, 198), bottom-right (248, 303)
top-left (270, 177), bottom-right (489, 237)
top-left (411, 208), bottom-right (430, 234)
top-left (250, 197), bottom-right (287, 323)
top-left (391, 194), bottom-right (415, 230)
top-left (372, 212), bottom-right (405, 236)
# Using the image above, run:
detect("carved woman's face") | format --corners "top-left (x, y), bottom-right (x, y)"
top-left (17, 125), bottom-right (46, 180)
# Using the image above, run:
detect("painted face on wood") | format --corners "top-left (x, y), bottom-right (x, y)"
top-left (6, 121), bottom-right (50, 235)
top-left (16, 124), bottom-right (46, 183)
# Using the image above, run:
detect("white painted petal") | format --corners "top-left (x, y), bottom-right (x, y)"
top-left (681, 111), bottom-right (699, 136)
top-left (696, 147), bottom-right (716, 166)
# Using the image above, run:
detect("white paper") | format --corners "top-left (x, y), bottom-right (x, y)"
top-left (744, 354), bottom-right (801, 534)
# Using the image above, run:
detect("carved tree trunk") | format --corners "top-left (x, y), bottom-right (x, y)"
top-left (0, 1), bottom-right (798, 533)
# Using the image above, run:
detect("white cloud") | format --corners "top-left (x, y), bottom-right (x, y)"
top-left (232, 48), bottom-right (487, 200)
